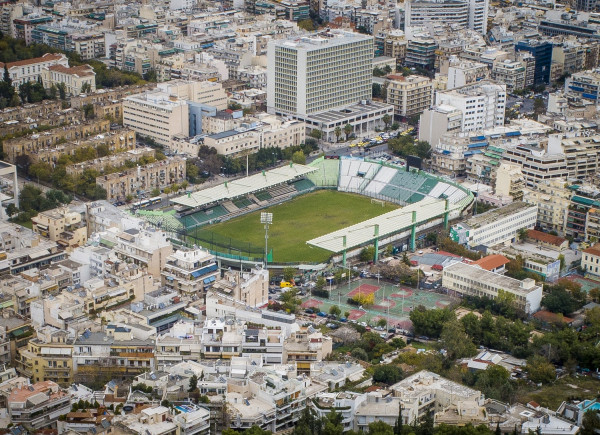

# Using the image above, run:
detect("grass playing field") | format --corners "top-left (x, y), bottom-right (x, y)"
top-left (205, 190), bottom-right (398, 263)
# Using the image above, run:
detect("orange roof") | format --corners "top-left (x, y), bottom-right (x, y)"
top-left (0, 53), bottom-right (65, 69)
top-left (47, 64), bottom-right (95, 77)
top-left (533, 310), bottom-right (574, 324)
top-left (526, 229), bottom-right (567, 247)
top-left (584, 243), bottom-right (600, 257)
top-left (472, 254), bottom-right (510, 271)
top-left (8, 380), bottom-right (66, 403)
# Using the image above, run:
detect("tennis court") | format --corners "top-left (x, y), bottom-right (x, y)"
top-left (564, 275), bottom-right (600, 293)
top-left (303, 278), bottom-right (455, 330)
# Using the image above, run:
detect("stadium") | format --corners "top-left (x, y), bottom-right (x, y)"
top-left (137, 156), bottom-right (474, 266)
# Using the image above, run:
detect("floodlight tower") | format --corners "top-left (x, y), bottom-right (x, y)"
top-left (261, 212), bottom-right (273, 268)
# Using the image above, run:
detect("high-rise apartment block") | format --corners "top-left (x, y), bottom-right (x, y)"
top-left (267, 30), bottom-right (373, 117)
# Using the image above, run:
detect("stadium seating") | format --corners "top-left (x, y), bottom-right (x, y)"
top-left (180, 205), bottom-right (229, 228)
top-left (339, 158), bottom-right (380, 193)
top-left (307, 158), bottom-right (340, 187)
top-left (292, 178), bottom-right (315, 192)
top-left (233, 197), bottom-right (254, 209)
top-left (254, 191), bottom-right (272, 201)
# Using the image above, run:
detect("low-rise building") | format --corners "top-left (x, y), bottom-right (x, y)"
top-left (582, 244), bottom-right (600, 278)
top-left (32, 206), bottom-right (87, 251)
top-left (8, 380), bottom-right (71, 430)
top-left (284, 327), bottom-right (333, 372)
top-left (450, 202), bottom-right (538, 249)
top-left (97, 156), bottom-right (186, 203)
top-left (211, 267), bottom-right (268, 307)
top-left (442, 261), bottom-right (543, 313)
top-left (42, 64), bottom-right (96, 96)
top-left (385, 74), bottom-right (433, 118)
top-left (0, 53), bottom-right (69, 88)
top-left (161, 248), bottom-right (219, 296)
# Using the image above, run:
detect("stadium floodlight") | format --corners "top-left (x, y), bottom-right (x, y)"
top-left (260, 213), bottom-right (273, 267)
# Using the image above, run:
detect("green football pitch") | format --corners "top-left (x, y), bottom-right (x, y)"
top-left (205, 190), bottom-right (398, 263)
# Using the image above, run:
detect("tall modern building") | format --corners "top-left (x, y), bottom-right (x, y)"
top-left (515, 40), bottom-right (553, 85)
top-left (267, 30), bottom-right (373, 117)
top-left (403, 0), bottom-right (488, 35)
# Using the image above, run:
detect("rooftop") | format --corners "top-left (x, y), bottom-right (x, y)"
top-left (444, 262), bottom-right (540, 296)
top-left (461, 201), bottom-right (534, 229)
top-left (471, 254), bottom-right (510, 271)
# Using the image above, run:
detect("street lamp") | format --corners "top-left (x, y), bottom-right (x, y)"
top-left (261, 212), bottom-right (273, 268)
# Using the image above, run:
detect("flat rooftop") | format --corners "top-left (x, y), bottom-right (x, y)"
top-left (461, 201), bottom-right (534, 229)
top-left (444, 262), bottom-right (540, 296)
top-left (306, 101), bottom-right (393, 124)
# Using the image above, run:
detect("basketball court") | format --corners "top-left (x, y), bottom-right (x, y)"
top-left (303, 278), bottom-right (455, 330)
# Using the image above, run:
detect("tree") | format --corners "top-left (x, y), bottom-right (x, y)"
top-left (57, 82), bottom-right (66, 100)
top-left (394, 405), bottom-right (403, 435)
top-left (188, 374), bottom-right (198, 392)
top-left (533, 97), bottom-right (545, 115)
top-left (280, 288), bottom-right (302, 313)
top-left (352, 292), bottom-right (375, 306)
top-left (581, 410), bottom-right (600, 435)
top-left (5, 203), bottom-right (18, 217)
top-left (440, 318), bottom-right (477, 360)
top-left (298, 19), bottom-right (316, 31)
top-left (360, 246), bottom-right (375, 262)
top-left (391, 122), bottom-right (400, 131)
top-left (351, 347), bottom-right (369, 361)
top-left (382, 114), bottom-right (391, 130)
top-left (415, 141), bottom-right (431, 159)
top-left (373, 83), bottom-right (383, 99)
top-left (368, 420), bottom-right (394, 435)
top-left (310, 129), bottom-right (323, 140)
top-left (83, 103), bottom-right (95, 120)
top-left (542, 284), bottom-right (584, 315)
top-left (292, 150), bottom-right (306, 164)
top-left (525, 355), bottom-right (556, 384)
top-left (334, 126), bottom-right (341, 142)
top-left (283, 267), bottom-right (295, 282)
top-left (409, 306), bottom-right (455, 339)
top-left (372, 364), bottom-right (403, 385)
top-left (517, 227), bottom-right (528, 242)
top-left (316, 276), bottom-right (326, 291)
top-left (151, 188), bottom-right (161, 197)
top-left (377, 318), bottom-right (387, 327)
top-left (344, 124), bottom-right (353, 141)
top-left (81, 82), bottom-right (92, 93)
top-left (329, 305), bottom-right (341, 317)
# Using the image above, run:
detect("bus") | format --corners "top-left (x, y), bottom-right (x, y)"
top-left (149, 196), bottom-right (162, 205)
top-left (132, 199), bottom-right (151, 208)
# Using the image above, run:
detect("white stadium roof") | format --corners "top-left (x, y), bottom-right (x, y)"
top-left (307, 197), bottom-right (455, 253)
top-left (171, 163), bottom-right (317, 209)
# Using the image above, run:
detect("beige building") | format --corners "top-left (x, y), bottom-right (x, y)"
top-left (386, 74), bottom-right (433, 118)
top-left (442, 261), bottom-right (542, 313)
top-left (523, 178), bottom-right (571, 235)
top-left (41, 64), bottom-right (96, 96)
top-left (2, 119), bottom-right (111, 163)
top-left (123, 90), bottom-right (189, 148)
top-left (491, 59), bottom-right (527, 92)
top-left (211, 267), bottom-right (269, 307)
top-left (582, 244), bottom-right (600, 278)
top-left (157, 80), bottom-right (227, 110)
top-left (97, 156), bottom-right (186, 202)
top-left (161, 248), bottom-right (219, 296)
top-left (0, 53), bottom-right (68, 88)
top-left (31, 207), bottom-right (87, 251)
top-left (284, 327), bottom-right (333, 373)
top-left (495, 162), bottom-right (525, 200)
top-left (66, 147), bottom-right (154, 176)
top-left (259, 116), bottom-right (306, 149)
top-left (383, 30), bottom-right (407, 64)
top-left (203, 129), bottom-right (260, 157)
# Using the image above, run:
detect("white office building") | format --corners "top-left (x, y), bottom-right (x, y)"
top-left (267, 30), bottom-right (373, 117)
top-left (433, 80), bottom-right (506, 133)
top-left (442, 262), bottom-right (543, 313)
top-left (403, 0), bottom-right (488, 35)
top-left (450, 201), bottom-right (538, 248)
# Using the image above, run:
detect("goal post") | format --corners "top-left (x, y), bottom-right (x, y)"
top-left (371, 198), bottom-right (385, 207)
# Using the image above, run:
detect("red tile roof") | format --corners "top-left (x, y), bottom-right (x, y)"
top-left (472, 254), bottom-right (510, 271)
top-left (533, 310), bottom-right (574, 324)
top-left (526, 229), bottom-right (567, 247)
top-left (584, 244), bottom-right (600, 257)
top-left (0, 53), bottom-right (65, 69)
top-left (47, 64), bottom-right (95, 77)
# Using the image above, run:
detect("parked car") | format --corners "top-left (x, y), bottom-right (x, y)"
top-left (317, 312), bottom-right (327, 317)
top-left (305, 308), bottom-right (314, 314)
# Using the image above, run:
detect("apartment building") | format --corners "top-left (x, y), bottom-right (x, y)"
top-left (72, 328), bottom-right (155, 381)
top-left (123, 90), bottom-right (189, 147)
top-left (582, 244), bottom-right (600, 278)
top-left (203, 129), bottom-right (261, 157)
top-left (404, 0), bottom-right (469, 30)
top-left (2, 119), bottom-right (111, 163)
top-left (382, 30), bottom-right (407, 64)
top-left (211, 267), bottom-right (269, 307)
top-left (267, 30), bottom-right (372, 117)
top-left (385, 75), bottom-right (433, 118)
top-left (0, 53), bottom-right (68, 88)
top-left (97, 156), bottom-right (186, 203)
top-left (100, 227), bottom-right (173, 278)
top-left (524, 179), bottom-right (571, 235)
top-left (66, 147), bottom-right (154, 176)
top-left (284, 327), bottom-right (333, 372)
top-left (491, 59), bottom-right (527, 92)
top-left (157, 80), bottom-right (227, 110)
top-left (561, 135), bottom-right (600, 179)
top-left (390, 371), bottom-right (483, 425)
top-left (41, 64), bottom-right (96, 96)
top-left (434, 81), bottom-right (506, 133)
top-left (161, 248), bottom-right (219, 295)
top-left (405, 37), bottom-right (438, 70)
top-left (566, 186), bottom-right (600, 240)
top-left (443, 261), bottom-right (542, 312)
top-left (8, 380), bottom-right (71, 430)
top-left (201, 318), bottom-right (243, 359)
top-left (32, 206), bottom-right (87, 251)
top-left (419, 105), bottom-right (463, 146)
top-left (495, 162), bottom-right (525, 201)
top-left (515, 40), bottom-right (553, 85)
top-left (12, 15), bottom-right (53, 45)
top-left (566, 69), bottom-right (600, 101)
top-left (450, 201), bottom-right (538, 248)
top-left (15, 327), bottom-right (73, 386)
top-left (586, 208), bottom-right (600, 242)
top-left (444, 59), bottom-right (488, 90)
top-left (260, 117), bottom-right (306, 150)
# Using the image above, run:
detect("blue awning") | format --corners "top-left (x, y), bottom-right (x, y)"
top-left (203, 276), bottom-right (216, 284)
